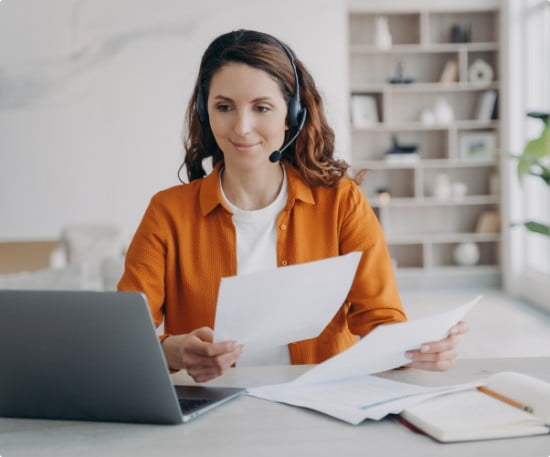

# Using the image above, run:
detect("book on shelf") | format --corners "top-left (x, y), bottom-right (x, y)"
top-left (474, 90), bottom-right (498, 121)
top-left (400, 371), bottom-right (550, 442)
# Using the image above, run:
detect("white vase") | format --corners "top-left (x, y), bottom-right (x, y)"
top-left (420, 108), bottom-right (436, 126)
top-left (374, 16), bottom-right (392, 49)
top-left (433, 97), bottom-right (455, 124)
top-left (453, 242), bottom-right (480, 266)
top-left (452, 181), bottom-right (468, 200)
top-left (469, 58), bottom-right (494, 84)
top-left (433, 173), bottom-right (451, 200)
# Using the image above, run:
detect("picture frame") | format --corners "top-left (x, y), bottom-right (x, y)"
top-left (350, 94), bottom-right (379, 127)
top-left (458, 132), bottom-right (496, 159)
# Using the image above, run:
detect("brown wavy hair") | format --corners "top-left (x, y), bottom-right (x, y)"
top-left (179, 29), bottom-right (349, 187)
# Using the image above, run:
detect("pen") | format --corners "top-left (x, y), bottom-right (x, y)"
top-left (477, 386), bottom-right (534, 414)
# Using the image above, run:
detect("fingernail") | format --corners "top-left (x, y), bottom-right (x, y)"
top-left (420, 344), bottom-right (430, 353)
top-left (405, 352), bottom-right (414, 359)
top-left (450, 327), bottom-right (459, 335)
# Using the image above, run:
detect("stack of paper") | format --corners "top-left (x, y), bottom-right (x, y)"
top-left (249, 374), bottom-right (482, 425)
top-left (213, 252), bottom-right (482, 424)
top-left (247, 297), bottom-right (481, 424)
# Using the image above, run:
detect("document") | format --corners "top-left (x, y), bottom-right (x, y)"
top-left (293, 296), bottom-right (481, 385)
top-left (249, 374), bottom-right (482, 425)
top-left (247, 297), bottom-right (481, 424)
top-left (213, 252), bottom-right (363, 364)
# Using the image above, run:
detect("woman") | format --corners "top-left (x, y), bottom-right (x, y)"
top-left (118, 30), bottom-right (467, 383)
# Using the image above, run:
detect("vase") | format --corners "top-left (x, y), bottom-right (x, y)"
top-left (453, 242), bottom-right (480, 266)
top-left (433, 97), bottom-right (455, 124)
top-left (374, 16), bottom-right (392, 49)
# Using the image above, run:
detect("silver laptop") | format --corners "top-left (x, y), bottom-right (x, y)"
top-left (0, 290), bottom-right (244, 424)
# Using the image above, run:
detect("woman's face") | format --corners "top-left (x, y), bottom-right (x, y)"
top-left (207, 63), bottom-right (288, 173)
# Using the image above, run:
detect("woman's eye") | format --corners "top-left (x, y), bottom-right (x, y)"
top-left (256, 105), bottom-right (270, 113)
top-left (216, 104), bottom-right (232, 112)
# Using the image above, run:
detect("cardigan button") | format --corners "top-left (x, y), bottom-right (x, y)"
top-left (281, 260), bottom-right (288, 266)
top-left (280, 224), bottom-right (287, 230)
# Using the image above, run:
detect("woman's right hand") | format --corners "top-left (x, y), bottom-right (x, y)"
top-left (161, 327), bottom-right (244, 383)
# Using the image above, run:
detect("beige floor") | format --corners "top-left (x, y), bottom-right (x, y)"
top-left (400, 288), bottom-right (550, 359)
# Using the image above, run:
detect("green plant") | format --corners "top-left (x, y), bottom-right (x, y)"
top-left (510, 111), bottom-right (550, 236)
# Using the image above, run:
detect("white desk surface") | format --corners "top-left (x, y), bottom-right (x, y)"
top-left (2, 358), bottom-right (549, 457)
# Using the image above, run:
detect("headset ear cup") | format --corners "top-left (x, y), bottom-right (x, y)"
top-left (286, 93), bottom-right (303, 129)
top-left (197, 85), bottom-right (208, 123)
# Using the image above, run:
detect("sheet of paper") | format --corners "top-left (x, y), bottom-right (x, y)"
top-left (248, 374), bottom-right (483, 425)
top-left (292, 295), bottom-right (481, 385)
top-left (246, 297), bottom-right (482, 424)
top-left (213, 252), bottom-right (363, 362)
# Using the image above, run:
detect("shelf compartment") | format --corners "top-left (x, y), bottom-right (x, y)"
top-left (423, 166), bottom-right (498, 198)
top-left (350, 13), bottom-right (421, 46)
top-left (351, 130), bottom-right (448, 161)
top-left (430, 240), bottom-right (500, 268)
top-left (427, 11), bottom-right (499, 44)
top-left (358, 168), bottom-right (415, 200)
top-left (351, 52), bottom-right (458, 85)
top-left (382, 204), bottom-right (498, 237)
top-left (388, 90), bottom-right (498, 123)
top-left (388, 243), bottom-right (424, 269)
top-left (467, 50), bottom-right (500, 82)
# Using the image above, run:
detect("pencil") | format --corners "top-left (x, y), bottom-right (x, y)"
top-left (477, 386), bottom-right (534, 414)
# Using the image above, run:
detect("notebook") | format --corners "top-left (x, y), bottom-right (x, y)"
top-left (0, 290), bottom-right (244, 424)
top-left (400, 371), bottom-right (550, 442)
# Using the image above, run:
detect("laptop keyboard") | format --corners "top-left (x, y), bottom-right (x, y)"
top-left (178, 398), bottom-right (212, 414)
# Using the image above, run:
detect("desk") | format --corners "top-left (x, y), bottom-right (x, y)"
top-left (2, 358), bottom-right (549, 457)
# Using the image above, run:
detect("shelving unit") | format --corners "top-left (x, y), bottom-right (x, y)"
top-left (348, 1), bottom-right (503, 287)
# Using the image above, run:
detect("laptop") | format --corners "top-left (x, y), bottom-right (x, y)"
top-left (0, 290), bottom-right (244, 424)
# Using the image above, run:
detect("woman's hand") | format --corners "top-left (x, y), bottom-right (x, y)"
top-left (162, 327), bottom-right (244, 382)
top-left (404, 321), bottom-right (469, 371)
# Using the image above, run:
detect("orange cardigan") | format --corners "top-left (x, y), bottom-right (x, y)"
top-left (118, 162), bottom-right (406, 364)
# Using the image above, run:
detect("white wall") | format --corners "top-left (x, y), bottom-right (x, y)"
top-left (0, 0), bottom-right (349, 241)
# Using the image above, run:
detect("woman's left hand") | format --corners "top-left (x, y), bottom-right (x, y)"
top-left (404, 321), bottom-right (469, 371)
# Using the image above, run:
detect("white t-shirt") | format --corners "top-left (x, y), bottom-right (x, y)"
top-left (219, 169), bottom-right (291, 365)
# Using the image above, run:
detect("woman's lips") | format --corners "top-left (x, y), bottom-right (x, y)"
top-left (230, 140), bottom-right (260, 151)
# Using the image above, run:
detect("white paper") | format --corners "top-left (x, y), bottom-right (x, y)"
top-left (293, 296), bottom-right (481, 385)
top-left (247, 297), bottom-right (482, 424)
top-left (213, 252), bottom-right (363, 359)
top-left (248, 374), bottom-right (483, 425)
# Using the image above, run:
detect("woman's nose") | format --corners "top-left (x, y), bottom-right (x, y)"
top-left (233, 110), bottom-right (253, 136)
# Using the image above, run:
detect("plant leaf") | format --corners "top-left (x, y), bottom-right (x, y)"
top-left (524, 221), bottom-right (550, 236)
top-left (523, 126), bottom-right (550, 160)
top-left (518, 125), bottom-right (550, 182)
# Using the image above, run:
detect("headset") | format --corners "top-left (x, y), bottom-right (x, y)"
top-left (196, 35), bottom-right (308, 163)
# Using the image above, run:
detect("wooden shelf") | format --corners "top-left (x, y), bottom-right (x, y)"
top-left (397, 265), bottom-right (500, 275)
top-left (350, 42), bottom-right (499, 54)
top-left (386, 233), bottom-right (500, 244)
top-left (352, 82), bottom-right (500, 93)
top-left (348, 4), bottom-right (502, 285)
top-left (369, 195), bottom-right (499, 208)
top-left (352, 121), bottom-right (499, 133)
top-left (354, 158), bottom-right (498, 169)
